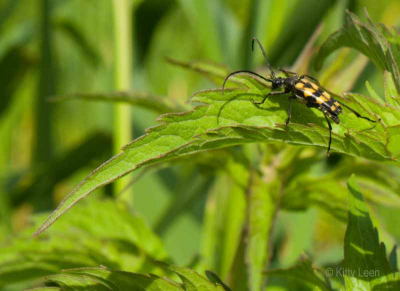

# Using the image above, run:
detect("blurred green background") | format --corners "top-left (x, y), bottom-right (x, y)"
top-left (1, 0), bottom-right (400, 290)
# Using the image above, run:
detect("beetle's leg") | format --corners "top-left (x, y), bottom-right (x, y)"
top-left (337, 101), bottom-right (378, 123)
top-left (323, 112), bottom-right (332, 156)
top-left (285, 94), bottom-right (294, 126)
top-left (277, 67), bottom-right (299, 79)
top-left (251, 90), bottom-right (286, 105)
top-left (300, 74), bottom-right (321, 85)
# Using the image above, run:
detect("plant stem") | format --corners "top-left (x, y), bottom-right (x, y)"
top-left (112, 0), bottom-right (133, 196)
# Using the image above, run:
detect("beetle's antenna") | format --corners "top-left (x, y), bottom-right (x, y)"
top-left (222, 70), bottom-right (273, 94)
top-left (252, 38), bottom-right (276, 79)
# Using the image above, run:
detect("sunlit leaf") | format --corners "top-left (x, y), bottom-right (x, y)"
top-left (343, 175), bottom-right (400, 290)
top-left (33, 73), bottom-right (399, 237)
top-left (384, 71), bottom-right (400, 107)
top-left (315, 9), bottom-right (400, 91)
top-left (156, 261), bottom-right (226, 291)
top-left (265, 255), bottom-right (333, 291)
top-left (38, 263), bottom-right (231, 291)
top-left (282, 158), bottom-right (400, 221)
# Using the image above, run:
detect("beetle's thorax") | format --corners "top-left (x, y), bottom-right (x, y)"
top-left (272, 76), bottom-right (297, 90)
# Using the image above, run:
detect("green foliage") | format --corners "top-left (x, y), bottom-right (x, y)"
top-left (33, 68), bottom-right (399, 237)
top-left (33, 8), bottom-right (400, 241)
top-left (263, 176), bottom-right (400, 291)
top-left (265, 255), bottom-right (332, 291)
top-left (0, 198), bottom-right (167, 288)
top-left (2, 2), bottom-right (400, 291)
top-left (26, 262), bottom-right (230, 291)
top-left (23, 176), bottom-right (400, 291)
top-left (280, 157), bottom-right (400, 222)
top-left (315, 9), bottom-right (400, 91)
top-left (343, 175), bottom-right (400, 290)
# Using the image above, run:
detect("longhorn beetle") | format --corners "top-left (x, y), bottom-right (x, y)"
top-left (222, 38), bottom-right (378, 155)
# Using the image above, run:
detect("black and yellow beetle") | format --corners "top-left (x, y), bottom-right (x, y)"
top-left (223, 38), bottom-right (377, 155)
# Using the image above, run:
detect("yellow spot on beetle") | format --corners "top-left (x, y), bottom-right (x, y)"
top-left (303, 90), bottom-right (315, 97)
top-left (316, 97), bottom-right (323, 104)
top-left (331, 105), bottom-right (337, 111)
top-left (310, 82), bottom-right (319, 90)
top-left (295, 82), bottom-right (304, 89)
top-left (320, 96), bottom-right (329, 102)
top-left (334, 101), bottom-right (340, 106)
top-left (322, 91), bottom-right (331, 99)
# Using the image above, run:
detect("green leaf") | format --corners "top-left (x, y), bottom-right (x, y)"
top-left (265, 255), bottom-right (333, 291)
top-left (45, 273), bottom-right (112, 291)
top-left (65, 267), bottom-right (182, 291)
top-left (33, 73), bottom-right (399, 236)
top-left (314, 9), bottom-right (400, 91)
top-left (389, 246), bottom-right (398, 272)
top-left (205, 271), bottom-right (232, 291)
top-left (386, 126), bottom-right (400, 160)
top-left (156, 261), bottom-right (226, 291)
top-left (384, 71), bottom-right (400, 107)
top-left (50, 91), bottom-right (184, 114)
top-left (378, 23), bottom-right (400, 76)
top-left (0, 198), bottom-right (167, 287)
top-left (343, 175), bottom-right (400, 290)
top-left (41, 264), bottom-right (230, 291)
top-left (282, 157), bottom-right (400, 222)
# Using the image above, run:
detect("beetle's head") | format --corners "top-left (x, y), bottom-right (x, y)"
top-left (272, 77), bottom-right (285, 89)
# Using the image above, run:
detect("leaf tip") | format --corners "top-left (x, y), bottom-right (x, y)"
top-left (347, 174), bottom-right (360, 195)
top-left (32, 219), bottom-right (52, 237)
top-left (32, 225), bottom-right (45, 238)
top-left (347, 173), bottom-right (359, 193)
top-left (32, 203), bottom-right (69, 237)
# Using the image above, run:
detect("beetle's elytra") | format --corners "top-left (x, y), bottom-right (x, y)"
top-left (222, 37), bottom-right (378, 155)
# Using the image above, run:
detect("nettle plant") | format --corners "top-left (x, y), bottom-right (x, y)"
top-left (2, 10), bottom-right (400, 291)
